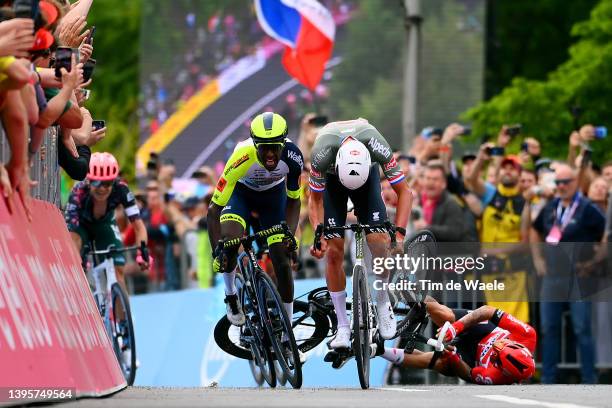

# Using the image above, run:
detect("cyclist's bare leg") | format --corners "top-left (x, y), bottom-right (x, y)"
top-left (383, 348), bottom-right (471, 381)
top-left (423, 296), bottom-right (456, 327)
top-left (366, 232), bottom-right (391, 302)
top-left (326, 237), bottom-right (350, 330)
top-left (70, 232), bottom-right (83, 263)
top-left (269, 243), bottom-right (293, 317)
top-left (219, 220), bottom-right (244, 294)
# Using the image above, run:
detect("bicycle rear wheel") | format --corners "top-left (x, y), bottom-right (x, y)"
top-left (110, 283), bottom-right (136, 385)
top-left (257, 272), bottom-right (302, 389)
top-left (352, 265), bottom-right (370, 389)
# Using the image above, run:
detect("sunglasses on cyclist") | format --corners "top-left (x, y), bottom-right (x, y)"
top-left (90, 179), bottom-right (115, 188)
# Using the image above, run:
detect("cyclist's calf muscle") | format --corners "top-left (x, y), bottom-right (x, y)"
top-left (325, 238), bottom-right (345, 292)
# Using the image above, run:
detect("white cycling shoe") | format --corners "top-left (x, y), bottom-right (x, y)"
top-left (329, 325), bottom-right (351, 349)
top-left (376, 301), bottom-right (397, 340)
top-left (225, 294), bottom-right (246, 326)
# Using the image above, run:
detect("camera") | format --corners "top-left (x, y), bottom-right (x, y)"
top-left (486, 146), bottom-right (505, 156)
top-left (521, 142), bottom-right (529, 152)
top-left (308, 115), bottom-right (328, 127)
top-left (505, 124), bottom-right (522, 137)
top-left (460, 126), bottom-right (472, 136)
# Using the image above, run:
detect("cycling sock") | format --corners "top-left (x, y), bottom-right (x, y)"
top-left (223, 271), bottom-right (237, 296)
top-left (382, 347), bottom-right (405, 365)
top-left (330, 290), bottom-right (349, 328)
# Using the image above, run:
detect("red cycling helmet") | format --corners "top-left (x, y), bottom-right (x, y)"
top-left (493, 339), bottom-right (535, 381)
top-left (88, 152), bottom-right (120, 181)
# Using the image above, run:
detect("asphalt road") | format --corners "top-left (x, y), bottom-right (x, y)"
top-left (61, 385), bottom-right (611, 408)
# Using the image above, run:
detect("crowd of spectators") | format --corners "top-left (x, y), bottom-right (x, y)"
top-left (369, 122), bottom-right (612, 384)
top-left (0, 0), bottom-right (106, 215)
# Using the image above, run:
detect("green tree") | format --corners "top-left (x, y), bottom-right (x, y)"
top-left (486, 0), bottom-right (598, 97)
top-left (464, 0), bottom-right (612, 162)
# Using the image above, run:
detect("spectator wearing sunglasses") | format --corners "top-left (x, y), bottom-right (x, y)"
top-left (531, 163), bottom-right (605, 384)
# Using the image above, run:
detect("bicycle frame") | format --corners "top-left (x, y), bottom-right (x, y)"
top-left (91, 257), bottom-right (118, 314)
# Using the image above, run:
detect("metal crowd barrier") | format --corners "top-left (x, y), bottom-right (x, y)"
top-left (0, 127), bottom-right (61, 207)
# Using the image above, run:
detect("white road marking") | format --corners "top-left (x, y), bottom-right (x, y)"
top-left (475, 394), bottom-right (599, 408)
top-left (376, 387), bottom-right (430, 392)
top-left (181, 57), bottom-right (343, 178)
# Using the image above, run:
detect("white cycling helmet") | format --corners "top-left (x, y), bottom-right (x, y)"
top-left (335, 139), bottom-right (371, 190)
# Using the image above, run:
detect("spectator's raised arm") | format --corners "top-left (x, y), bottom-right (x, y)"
top-left (464, 142), bottom-right (493, 197)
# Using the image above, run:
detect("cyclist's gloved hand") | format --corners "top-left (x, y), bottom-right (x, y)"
top-left (136, 246), bottom-right (151, 270)
top-left (283, 234), bottom-right (298, 252)
top-left (213, 246), bottom-right (226, 273)
top-left (441, 321), bottom-right (464, 342)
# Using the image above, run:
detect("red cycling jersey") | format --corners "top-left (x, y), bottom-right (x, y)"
top-left (469, 310), bottom-right (536, 385)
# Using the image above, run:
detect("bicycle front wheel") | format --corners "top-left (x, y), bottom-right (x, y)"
top-left (352, 264), bottom-right (370, 389)
top-left (391, 230), bottom-right (437, 339)
top-left (111, 283), bottom-right (136, 385)
top-left (257, 272), bottom-right (302, 389)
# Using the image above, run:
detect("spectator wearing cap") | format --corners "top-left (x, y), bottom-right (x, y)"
top-left (465, 141), bottom-right (530, 322)
top-left (416, 127), bottom-right (443, 165)
top-left (531, 163), bottom-right (604, 384)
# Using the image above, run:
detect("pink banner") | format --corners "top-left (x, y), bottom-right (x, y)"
top-left (0, 197), bottom-right (126, 398)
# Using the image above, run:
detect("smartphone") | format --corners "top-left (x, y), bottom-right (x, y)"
top-left (582, 148), bottom-right (593, 168)
top-left (85, 26), bottom-right (96, 45)
top-left (13, 0), bottom-right (36, 19)
top-left (595, 126), bottom-right (607, 139)
top-left (92, 120), bottom-right (105, 131)
top-left (80, 89), bottom-right (91, 100)
top-left (486, 146), bottom-right (505, 156)
top-left (308, 115), bottom-right (328, 127)
top-left (521, 142), bottom-right (529, 152)
top-left (83, 58), bottom-right (96, 82)
top-left (460, 127), bottom-right (472, 136)
top-left (505, 124), bottom-right (522, 137)
top-left (54, 46), bottom-right (72, 78)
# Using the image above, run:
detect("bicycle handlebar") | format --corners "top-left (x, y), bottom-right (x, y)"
top-left (87, 241), bottom-right (146, 257)
top-left (217, 221), bottom-right (295, 253)
top-left (313, 221), bottom-right (397, 250)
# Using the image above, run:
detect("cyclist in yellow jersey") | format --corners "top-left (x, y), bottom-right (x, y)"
top-left (207, 112), bottom-right (303, 327)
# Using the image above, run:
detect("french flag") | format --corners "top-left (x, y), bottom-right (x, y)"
top-left (255, 0), bottom-right (335, 90)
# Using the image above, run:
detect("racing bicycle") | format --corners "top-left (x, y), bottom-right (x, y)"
top-left (212, 223), bottom-right (303, 388)
top-left (314, 221), bottom-right (397, 389)
top-left (85, 241), bottom-right (144, 386)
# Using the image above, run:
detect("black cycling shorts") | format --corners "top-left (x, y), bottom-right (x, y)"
top-left (451, 308), bottom-right (496, 368)
top-left (323, 166), bottom-right (388, 238)
top-left (220, 182), bottom-right (287, 231)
